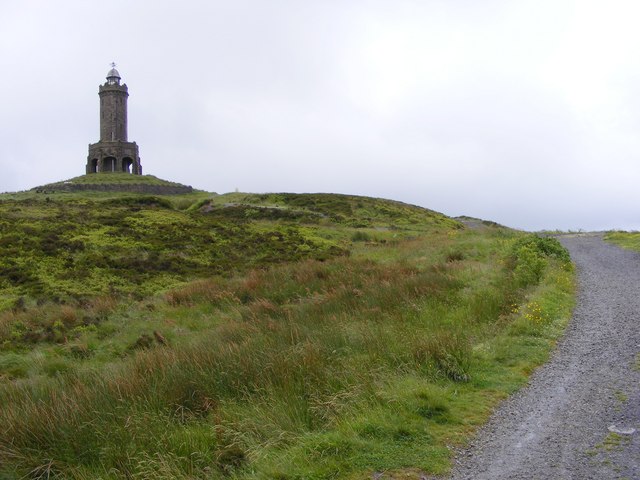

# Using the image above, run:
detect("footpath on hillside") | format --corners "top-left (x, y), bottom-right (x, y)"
top-left (449, 234), bottom-right (640, 479)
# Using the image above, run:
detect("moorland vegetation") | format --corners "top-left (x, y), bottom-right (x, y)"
top-left (0, 177), bottom-right (574, 479)
top-left (605, 230), bottom-right (640, 252)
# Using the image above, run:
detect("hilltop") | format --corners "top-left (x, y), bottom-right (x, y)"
top-left (0, 185), bottom-right (574, 479)
top-left (30, 173), bottom-right (195, 195)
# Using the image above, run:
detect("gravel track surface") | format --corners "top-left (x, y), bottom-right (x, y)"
top-left (450, 234), bottom-right (640, 479)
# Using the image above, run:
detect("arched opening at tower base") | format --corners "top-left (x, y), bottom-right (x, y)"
top-left (103, 157), bottom-right (116, 172)
top-left (89, 158), bottom-right (99, 173)
top-left (122, 157), bottom-right (133, 173)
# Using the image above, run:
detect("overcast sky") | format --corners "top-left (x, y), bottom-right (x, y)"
top-left (2, 0), bottom-right (640, 231)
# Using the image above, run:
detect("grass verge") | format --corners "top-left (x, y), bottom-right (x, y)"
top-left (604, 231), bottom-right (640, 252)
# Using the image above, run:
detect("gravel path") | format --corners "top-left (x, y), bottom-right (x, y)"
top-left (450, 234), bottom-right (640, 479)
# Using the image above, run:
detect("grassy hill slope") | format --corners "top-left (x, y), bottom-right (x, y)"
top-left (0, 188), bottom-right (574, 479)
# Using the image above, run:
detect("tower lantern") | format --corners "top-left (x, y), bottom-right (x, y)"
top-left (106, 64), bottom-right (121, 85)
top-left (86, 64), bottom-right (142, 174)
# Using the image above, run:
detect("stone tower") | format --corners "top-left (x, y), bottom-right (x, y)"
top-left (87, 65), bottom-right (142, 174)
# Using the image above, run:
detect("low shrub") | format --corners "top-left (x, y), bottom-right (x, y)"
top-left (509, 234), bottom-right (570, 287)
top-left (351, 231), bottom-right (372, 242)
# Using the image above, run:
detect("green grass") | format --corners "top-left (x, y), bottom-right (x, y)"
top-left (206, 192), bottom-right (462, 230)
top-left (0, 189), bottom-right (575, 479)
top-left (2, 174), bottom-right (212, 209)
top-left (604, 231), bottom-right (640, 251)
top-left (44, 173), bottom-right (192, 186)
top-left (0, 194), bottom-right (347, 310)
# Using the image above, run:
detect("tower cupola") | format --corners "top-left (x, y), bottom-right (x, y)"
top-left (106, 64), bottom-right (121, 85)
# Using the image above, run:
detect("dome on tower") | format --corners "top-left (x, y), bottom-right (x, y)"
top-left (107, 67), bottom-right (121, 80)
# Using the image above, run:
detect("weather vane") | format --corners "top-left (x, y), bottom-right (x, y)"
top-left (110, 61), bottom-right (117, 69)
